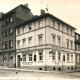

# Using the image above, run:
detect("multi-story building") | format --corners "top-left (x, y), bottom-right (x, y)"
top-left (0, 4), bottom-right (33, 67)
top-left (16, 11), bottom-right (76, 71)
top-left (75, 32), bottom-right (80, 69)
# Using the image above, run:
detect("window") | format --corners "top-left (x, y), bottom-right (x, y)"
top-left (76, 35), bottom-right (79, 40)
top-left (77, 55), bottom-right (79, 63)
top-left (52, 51), bottom-right (55, 60)
top-left (3, 54), bottom-right (7, 61)
top-left (23, 54), bottom-right (26, 61)
top-left (9, 40), bottom-right (13, 48)
top-left (17, 28), bottom-right (20, 35)
top-left (52, 34), bottom-right (56, 45)
top-left (5, 41), bottom-right (8, 49)
top-left (28, 24), bottom-right (32, 31)
top-left (63, 55), bottom-right (65, 61)
top-left (29, 54), bottom-right (32, 61)
top-left (2, 30), bottom-right (5, 37)
top-left (9, 53), bottom-right (13, 61)
top-left (9, 16), bottom-right (13, 23)
top-left (71, 54), bottom-right (73, 62)
top-left (70, 40), bottom-right (73, 49)
top-left (9, 28), bottom-right (13, 35)
top-left (28, 37), bottom-right (32, 47)
top-left (39, 52), bottom-right (43, 60)
top-left (67, 27), bottom-right (69, 34)
top-left (76, 44), bottom-right (79, 51)
top-left (58, 52), bottom-right (61, 60)
top-left (70, 29), bottom-right (72, 36)
top-left (52, 20), bottom-right (55, 27)
top-left (5, 29), bottom-right (8, 36)
top-left (3, 20), bottom-right (5, 26)
top-left (38, 20), bottom-right (42, 28)
top-left (2, 42), bottom-right (5, 49)
top-left (57, 36), bottom-right (61, 46)
top-left (17, 40), bottom-right (20, 49)
top-left (38, 36), bottom-right (42, 45)
top-left (67, 54), bottom-right (69, 61)
top-left (58, 23), bottom-right (60, 30)
top-left (22, 26), bottom-right (25, 33)
top-left (66, 39), bottom-right (69, 48)
top-left (22, 38), bottom-right (26, 48)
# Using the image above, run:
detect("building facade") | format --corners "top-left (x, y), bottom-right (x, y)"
top-left (0, 4), bottom-right (33, 67)
top-left (16, 13), bottom-right (76, 71)
top-left (75, 32), bottom-right (80, 69)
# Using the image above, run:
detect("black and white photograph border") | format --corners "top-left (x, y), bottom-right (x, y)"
top-left (0, 0), bottom-right (80, 80)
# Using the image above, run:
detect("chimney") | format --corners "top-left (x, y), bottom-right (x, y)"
top-left (24, 3), bottom-right (28, 8)
top-left (41, 9), bottom-right (45, 15)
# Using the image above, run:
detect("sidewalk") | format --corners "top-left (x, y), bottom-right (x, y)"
top-left (0, 66), bottom-right (80, 73)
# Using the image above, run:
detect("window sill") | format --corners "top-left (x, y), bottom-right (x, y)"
top-left (38, 61), bottom-right (43, 63)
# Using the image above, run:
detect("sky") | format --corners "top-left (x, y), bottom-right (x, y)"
top-left (0, 0), bottom-right (80, 33)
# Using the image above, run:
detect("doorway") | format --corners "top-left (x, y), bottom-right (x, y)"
top-left (17, 55), bottom-right (20, 67)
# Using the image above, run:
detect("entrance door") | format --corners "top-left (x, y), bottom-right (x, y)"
top-left (34, 55), bottom-right (36, 61)
top-left (17, 55), bottom-right (20, 67)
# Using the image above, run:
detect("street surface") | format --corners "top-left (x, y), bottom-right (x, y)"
top-left (0, 69), bottom-right (80, 80)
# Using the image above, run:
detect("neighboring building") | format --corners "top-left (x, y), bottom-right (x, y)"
top-left (0, 4), bottom-right (33, 67)
top-left (16, 12), bottom-right (76, 71)
top-left (75, 32), bottom-right (80, 69)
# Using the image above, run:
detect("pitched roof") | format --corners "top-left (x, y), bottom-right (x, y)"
top-left (16, 13), bottom-right (76, 30)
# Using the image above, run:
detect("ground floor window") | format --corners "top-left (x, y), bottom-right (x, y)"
top-left (9, 53), bottom-right (13, 61)
top-left (29, 54), bottom-right (32, 61)
top-left (23, 54), bottom-right (26, 61)
top-left (39, 52), bottom-right (43, 60)
top-left (52, 51), bottom-right (55, 60)
top-left (3, 54), bottom-right (7, 61)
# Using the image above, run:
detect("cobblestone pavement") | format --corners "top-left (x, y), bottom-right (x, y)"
top-left (0, 69), bottom-right (80, 80)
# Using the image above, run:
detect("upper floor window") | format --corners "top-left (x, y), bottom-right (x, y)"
top-left (22, 38), bottom-right (26, 48)
top-left (22, 26), bottom-right (25, 33)
top-left (28, 37), bottom-right (32, 47)
top-left (52, 20), bottom-right (55, 28)
top-left (52, 51), bottom-right (55, 60)
top-left (70, 29), bottom-right (72, 36)
top-left (9, 16), bottom-right (13, 23)
top-left (70, 40), bottom-right (73, 49)
top-left (2, 30), bottom-right (5, 37)
top-left (9, 40), bottom-right (13, 48)
top-left (52, 34), bottom-right (56, 45)
top-left (76, 44), bottom-right (79, 51)
top-left (23, 54), bottom-right (26, 61)
top-left (63, 55), bottom-right (65, 61)
top-left (28, 24), bottom-right (32, 31)
top-left (57, 23), bottom-right (60, 30)
top-left (66, 39), bottom-right (69, 48)
top-left (71, 54), bottom-right (73, 62)
top-left (17, 40), bottom-right (20, 49)
top-left (38, 20), bottom-right (42, 28)
top-left (5, 29), bottom-right (8, 36)
top-left (3, 20), bottom-right (6, 26)
top-left (9, 27), bottom-right (13, 35)
top-left (17, 28), bottom-right (20, 35)
top-left (5, 41), bottom-right (8, 49)
top-left (77, 55), bottom-right (79, 63)
top-left (2, 42), bottom-right (5, 49)
top-left (58, 52), bottom-right (61, 60)
top-left (38, 34), bottom-right (43, 45)
top-left (67, 27), bottom-right (69, 34)
top-left (76, 35), bottom-right (79, 40)
top-left (29, 53), bottom-right (32, 61)
top-left (57, 36), bottom-right (61, 46)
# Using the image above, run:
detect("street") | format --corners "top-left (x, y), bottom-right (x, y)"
top-left (0, 69), bottom-right (80, 80)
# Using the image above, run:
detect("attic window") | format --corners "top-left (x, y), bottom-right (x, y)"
top-left (28, 24), bottom-right (32, 31)
top-left (9, 16), bottom-right (13, 22)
